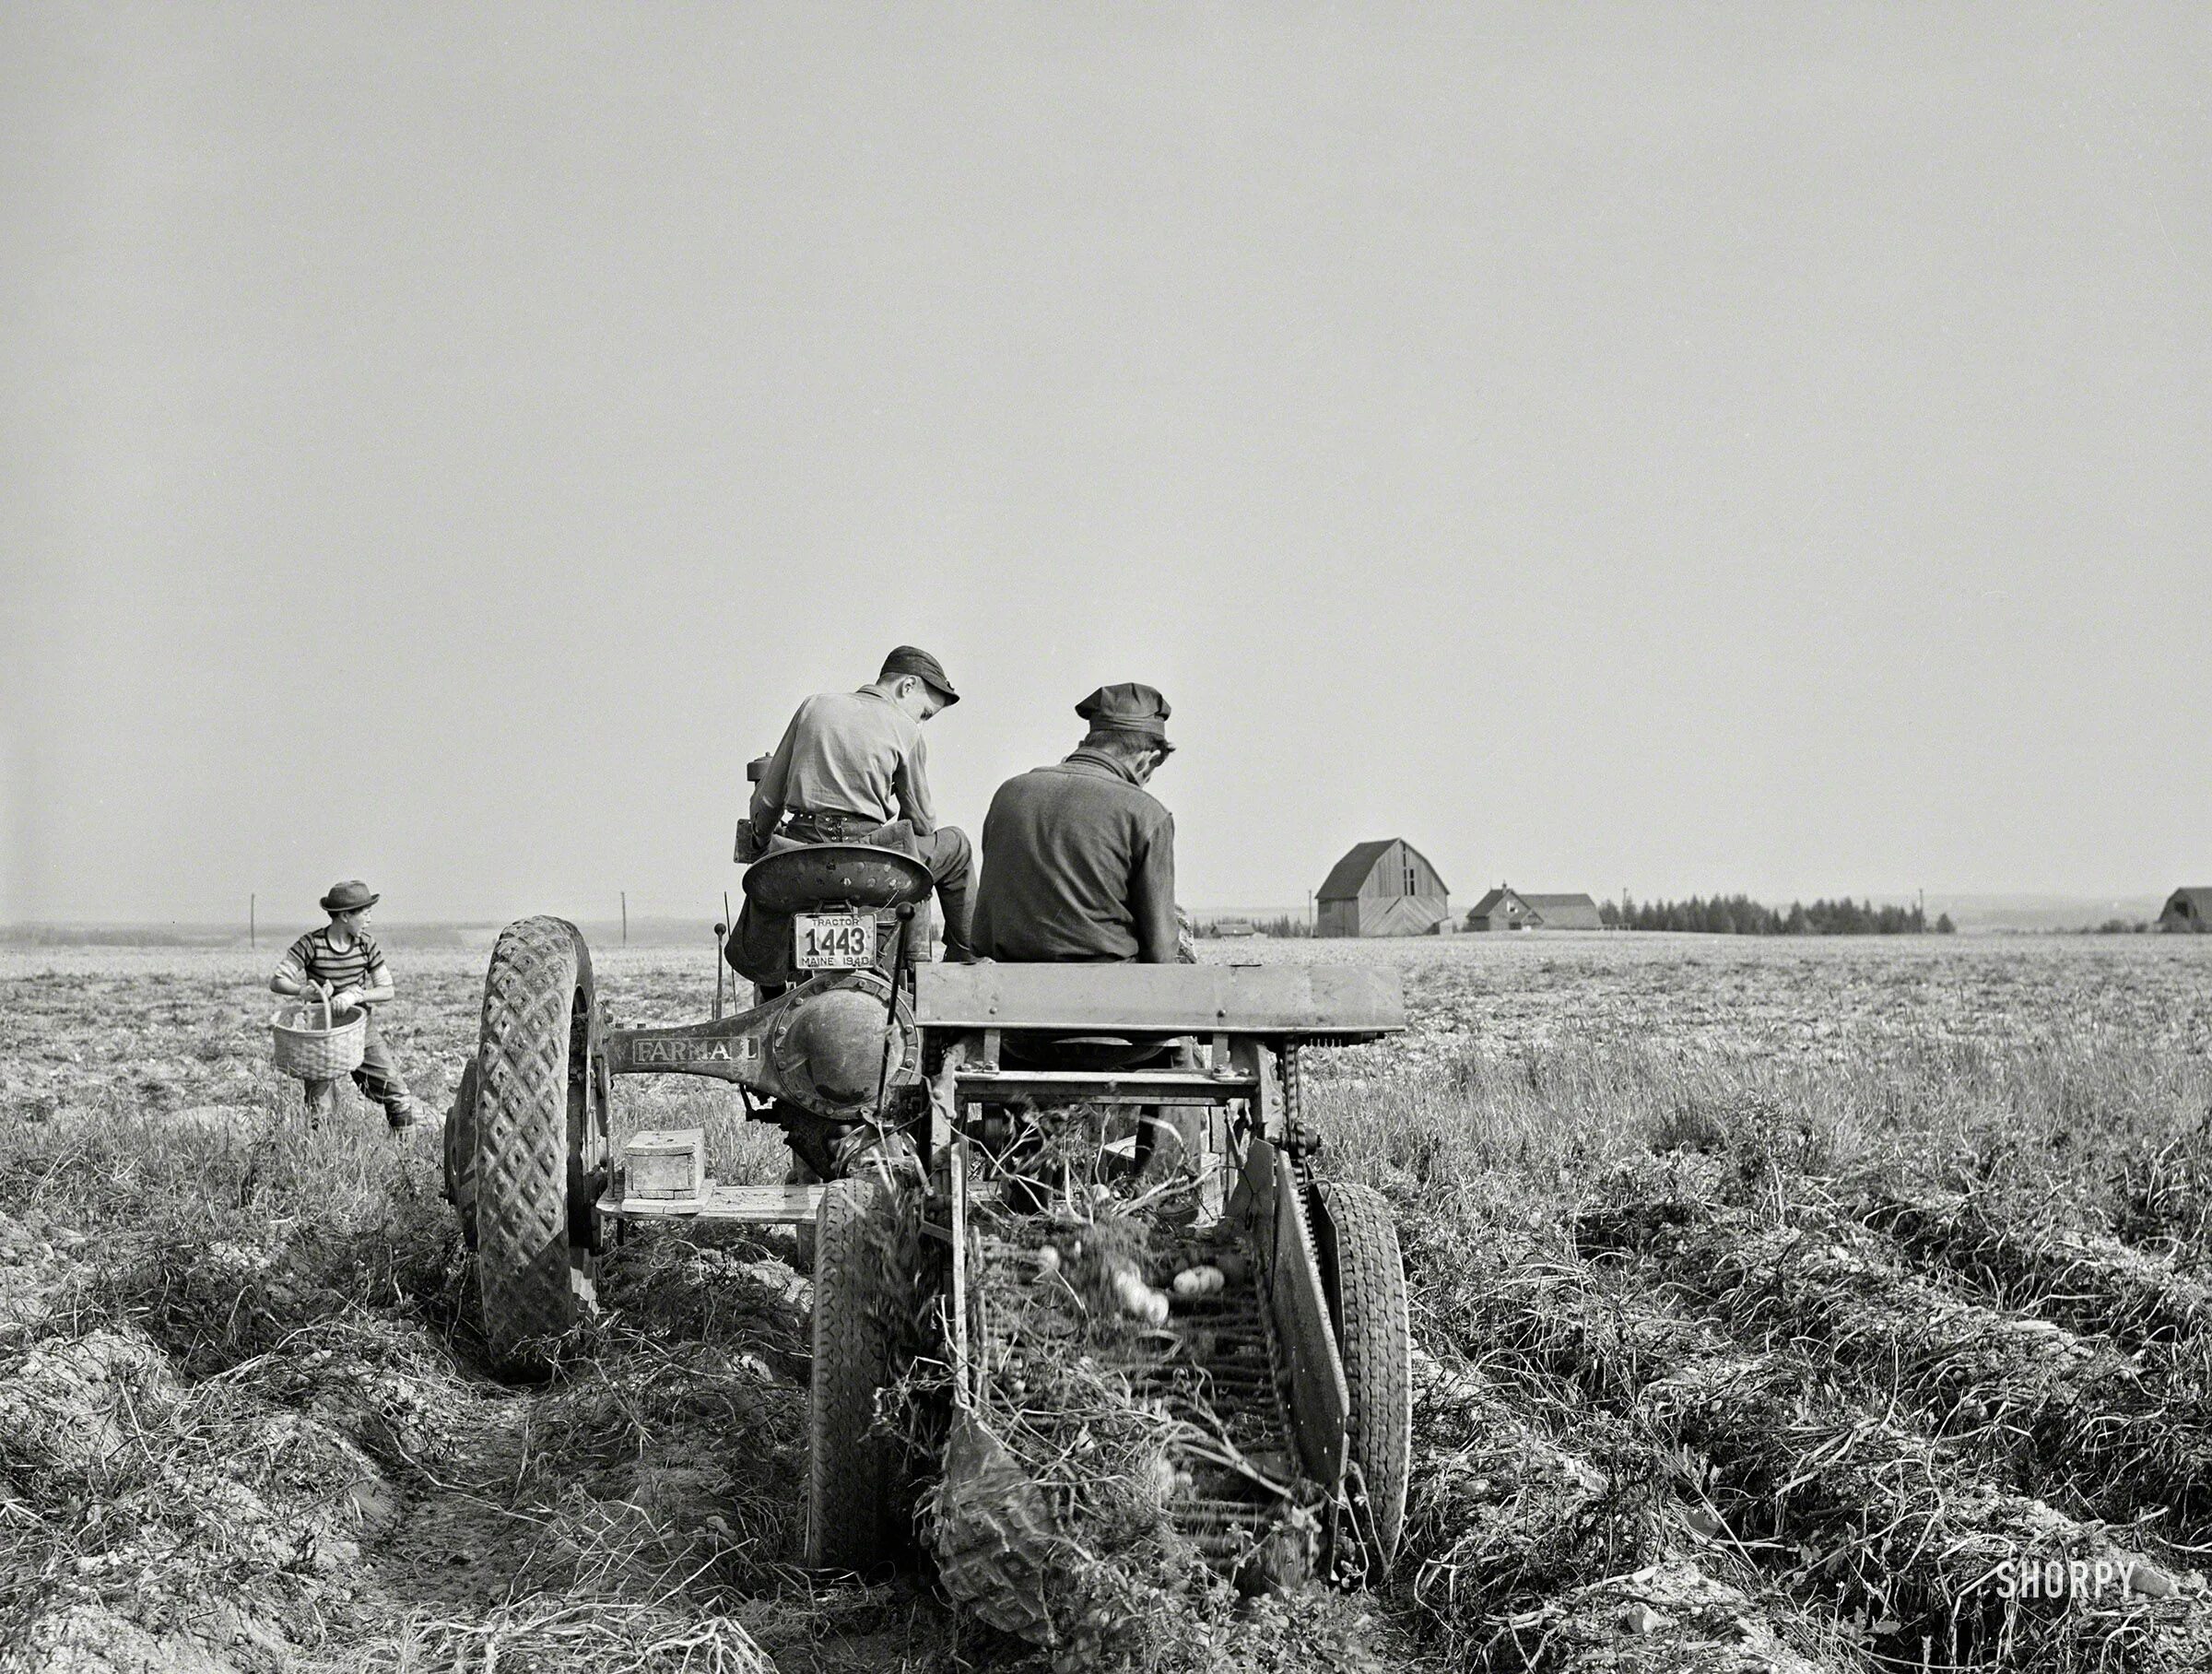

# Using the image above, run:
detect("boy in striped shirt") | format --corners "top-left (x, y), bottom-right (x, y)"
top-left (270, 879), bottom-right (420, 1130)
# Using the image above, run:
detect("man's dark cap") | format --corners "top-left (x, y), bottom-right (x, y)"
top-left (320, 879), bottom-right (380, 913)
top-left (880, 645), bottom-right (959, 705)
top-left (1076, 683), bottom-right (1174, 751)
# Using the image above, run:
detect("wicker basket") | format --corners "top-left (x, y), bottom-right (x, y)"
top-left (271, 988), bottom-right (367, 1080)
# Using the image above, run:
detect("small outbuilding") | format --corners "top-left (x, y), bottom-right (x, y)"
top-left (2159, 888), bottom-right (2212, 933)
top-left (1315, 839), bottom-right (1451, 937)
top-left (1466, 886), bottom-right (1604, 932)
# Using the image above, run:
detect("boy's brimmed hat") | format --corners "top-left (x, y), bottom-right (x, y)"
top-left (1077, 683), bottom-right (1174, 751)
top-left (320, 880), bottom-right (380, 913)
top-left (880, 645), bottom-right (959, 705)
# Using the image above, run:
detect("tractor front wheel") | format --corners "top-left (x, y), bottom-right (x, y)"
top-left (806, 1176), bottom-right (900, 1571)
top-left (1312, 1180), bottom-right (1411, 1574)
top-left (473, 916), bottom-right (608, 1380)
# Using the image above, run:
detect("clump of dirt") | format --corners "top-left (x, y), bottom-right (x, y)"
top-left (0, 1270), bottom-right (405, 1669)
top-left (1405, 1349), bottom-right (1633, 1640)
top-left (0, 1327), bottom-right (177, 1471)
top-left (1500, 1556), bottom-right (1837, 1673)
top-left (0, 1210), bottom-right (76, 1333)
top-left (591, 1224), bottom-right (814, 1385)
top-left (18, 1604), bottom-right (244, 1674)
top-left (519, 1330), bottom-right (811, 1591)
top-left (2115, 1130), bottom-right (2212, 1261)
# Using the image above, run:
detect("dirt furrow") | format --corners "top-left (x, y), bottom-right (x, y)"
top-left (2114, 1136), bottom-right (2212, 1264)
top-left (1593, 1200), bottom-right (2212, 1542)
top-left (1867, 1189), bottom-right (2212, 1350)
top-left (1406, 1347), bottom-right (1862, 1672)
top-left (1424, 1226), bottom-right (2212, 1674)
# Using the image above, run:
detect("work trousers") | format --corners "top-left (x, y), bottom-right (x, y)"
top-left (304, 1012), bottom-right (418, 1127)
top-left (913, 825), bottom-right (976, 961)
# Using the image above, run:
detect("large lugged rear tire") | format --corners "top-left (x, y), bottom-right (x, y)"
top-left (806, 1176), bottom-right (900, 1571)
top-left (442, 1053), bottom-right (480, 1250)
top-left (474, 916), bottom-right (606, 1380)
top-left (1312, 1180), bottom-right (1411, 1574)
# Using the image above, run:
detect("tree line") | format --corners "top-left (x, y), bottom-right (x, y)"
top-left (1598, 894), bottom-right (1955, 936)
top-left (1194, 914), bottom-right (1313, 938)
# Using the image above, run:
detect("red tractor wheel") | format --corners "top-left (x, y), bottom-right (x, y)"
top-left (472, 916), bottom-right (610, 1381)
top-left (1312, 1180), bottom-right (1411, 1574)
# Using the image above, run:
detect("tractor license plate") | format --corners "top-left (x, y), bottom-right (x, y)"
top-left (794, 913), bottom-right (875, 971)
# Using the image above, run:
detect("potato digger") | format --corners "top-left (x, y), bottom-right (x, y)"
top-left (442, 843), bottom-right (1410, 1635)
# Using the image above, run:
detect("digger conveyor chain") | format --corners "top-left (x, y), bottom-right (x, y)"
top-left (973, 1223), bottom-right (1304, 1563)
top-left (1281, 1040), bottom-right (1320, 1167)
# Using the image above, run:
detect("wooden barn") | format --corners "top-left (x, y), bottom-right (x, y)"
top-left (1315, 840), bottom-right (1451, 937)
top-left (1466, 886), bottom-right (1604, 932)
top-left (2159, 888), bottom-right (2212, 933)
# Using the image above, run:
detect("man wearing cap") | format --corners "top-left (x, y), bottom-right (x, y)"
top-left (737, 646), bottom-right (975, 968)
top-left (269, 880), bottom-right (420, 1131)
top-left (970, 684), bottom-right (1181, 963)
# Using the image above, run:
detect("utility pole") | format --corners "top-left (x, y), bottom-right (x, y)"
top-left (249, 892), bottom-right (256, 949)
top-left (621, 891), bottom-right (629, 945)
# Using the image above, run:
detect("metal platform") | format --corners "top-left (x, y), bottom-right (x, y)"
top-left (913, 963), bottom-right (1406, 1040)
top-left (597, 1181), bottom-right (826, 1224)
top-left (955, 1067), bottom-right (1258, 1105)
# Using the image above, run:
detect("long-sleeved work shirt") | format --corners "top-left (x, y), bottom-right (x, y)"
top-left (749, 689), bottom-right (938, 835)
top-left (971, 749), bottom-right (1177, 962)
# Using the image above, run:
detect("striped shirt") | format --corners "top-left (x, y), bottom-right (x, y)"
top-left (280, 927), bottom-right (390, 1000)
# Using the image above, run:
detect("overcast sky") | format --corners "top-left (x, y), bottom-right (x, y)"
top-left (4, 4), bottom-right (2206, 925)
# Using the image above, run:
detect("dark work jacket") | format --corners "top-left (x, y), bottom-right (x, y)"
top-left (971, 749), bottom-right (1177, 962)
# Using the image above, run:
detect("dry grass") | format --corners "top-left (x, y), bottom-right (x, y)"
top-left (2, 932), bottom-right (2209, 1669)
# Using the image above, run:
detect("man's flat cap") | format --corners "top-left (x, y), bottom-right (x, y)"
top-left (1077, 682), bottom-right (1174, 750)
top-left (880, 645), bottom-right (959, 704)
top-left (320, 879), bottom-right (380, 913)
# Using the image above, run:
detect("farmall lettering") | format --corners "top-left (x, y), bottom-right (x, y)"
top-left (634, 1036), bottom-right (759, 1067)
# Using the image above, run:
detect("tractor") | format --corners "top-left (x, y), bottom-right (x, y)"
top-left (443, 843), bottom-right (1410, 1628)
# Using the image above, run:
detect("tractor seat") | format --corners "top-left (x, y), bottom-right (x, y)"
top-left (743, 843), bottom-right (933, 915)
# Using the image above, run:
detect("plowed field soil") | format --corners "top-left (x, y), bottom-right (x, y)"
top-left (2, 931), bottom-right (2207, 1671)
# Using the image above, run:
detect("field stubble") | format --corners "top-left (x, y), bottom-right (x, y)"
top-left (0, 931), bottom-right (2207, 1670)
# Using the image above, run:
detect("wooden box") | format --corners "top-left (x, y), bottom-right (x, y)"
top-left (623, 1128), bottom-right (708, 1201)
